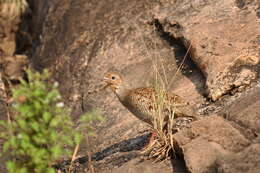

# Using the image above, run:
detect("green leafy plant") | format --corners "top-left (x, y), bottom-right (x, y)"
top-left (0, 69), bottom-right (83, 173)
top-left (68, 109), bottom-right (104, 172)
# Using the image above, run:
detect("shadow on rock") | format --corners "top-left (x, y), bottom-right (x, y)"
top-left (55, 133), bottom-right (150, 169)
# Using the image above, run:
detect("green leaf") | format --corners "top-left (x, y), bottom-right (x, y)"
top-left (50, 118), bottom-right (58, 127)
top-left (43, 112), bottom-right (51, 123)
top-left (19, 168), bottom-right (28, 173)
top-left (46, 168), bottom-right (55, 173)
top-left (20, 136), bottom-right (31, 150)
top-left (51, 145), bottom-right (61, 159)
top-left (18, 105), bottom-right (30, 115)
top-left (33, 101), bottom-right (42, 111)
top-left (9, 137), bottom-right (17, 148)
top-left (33, 88), bottom-right (43, 97)
top-left (19, 78), bottom-right (29, 87)
top-left (6, 161), bottom-right (16, 173)
top-left (33, 134), bottom-right (47, 144)
top-left (30, 121), bottom-right (40, 132)
top-left (0, 120), bottom-right (7, 127)
top-left (50, 131), bottom-right (57, 141)
top-left (3, 141), bottom-right (10, 152)
top-left (75, 133), bottom-right (82, 144)
top-left (17, 119), bottom-right (26, 129)
top-left (1, 69), bottom-right (104, 171)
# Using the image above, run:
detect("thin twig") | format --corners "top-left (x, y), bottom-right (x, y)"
top-left (68, 143), bottom-right (80, 173)
top-left (167, 43), bottom-right (192, 90)
top-left (0, 73), bottom-right (13, 130)
top-left (85, 135), bottom-right (95, 173)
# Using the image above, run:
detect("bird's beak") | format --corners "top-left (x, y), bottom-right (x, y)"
top-left (103, 76), bottom-right (111, 83)
top-left (102, 76), bottom-right (112, 88)
top-left (103, 76), bottom-right (109, 81)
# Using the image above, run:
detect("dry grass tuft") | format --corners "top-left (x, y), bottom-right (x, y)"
top-left (141, 63), bottom-right (181, 161)
top-left (134, 20), bottom-right (191, 161)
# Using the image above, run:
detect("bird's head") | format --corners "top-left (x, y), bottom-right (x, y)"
top-left (103, 72), bottom-right (124, 93)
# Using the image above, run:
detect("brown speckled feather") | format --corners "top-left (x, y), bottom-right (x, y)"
top-left (103, 72), bottom-right (198, 128)
top-left (120, 87), bottom-right (197, 126)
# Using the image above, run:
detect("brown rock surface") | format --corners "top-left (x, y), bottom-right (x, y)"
top-left (153, 0), bottom-right (260, 101)
top-left (217, 144), bottom-right (260, 173)
top-left (0, 1), bottom-right (28, 56)
top-left (0, 0), bottom-right (259, 172)
top-left (173, 115), bottom-right (252, 172)
top-left (221, 84), bottom-right (260, 133)
top-left (112, 158), bottom-right (180, 173)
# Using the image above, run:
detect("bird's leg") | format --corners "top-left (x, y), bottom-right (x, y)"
top-left (140, 130), bottom-right (157, 154)
top-left (146, 130), bottom-right (157, 147)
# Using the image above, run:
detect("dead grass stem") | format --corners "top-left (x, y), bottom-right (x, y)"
top-left (130, 19), bottom-right (191, 161)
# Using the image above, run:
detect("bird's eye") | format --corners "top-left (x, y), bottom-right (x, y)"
top-left (111, 76), bottom-right (116, 80)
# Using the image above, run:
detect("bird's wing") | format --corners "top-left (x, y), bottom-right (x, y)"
top-left (167, 92), bottom-right (199, 120)
top-left (123, 87), bottom-right (198, 124)
top-left (123, 87), bottom-right (158, 124)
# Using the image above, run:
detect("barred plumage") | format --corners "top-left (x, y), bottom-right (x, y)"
top-left (103, 72), bottom-right (198, 129)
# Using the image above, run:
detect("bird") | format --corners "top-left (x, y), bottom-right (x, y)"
top-left (103, 71), bottom-right (199, 132)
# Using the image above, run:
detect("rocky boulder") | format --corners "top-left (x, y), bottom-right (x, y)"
top-left (1, 0), bottom-right (258, 172)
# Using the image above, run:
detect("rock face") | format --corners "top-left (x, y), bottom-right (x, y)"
top-left (0, 1), bottom-right (29, 96)
top-left (153, 0), bottom-right (260, 101)
top-left (18, 0), bottom-right (260, 172)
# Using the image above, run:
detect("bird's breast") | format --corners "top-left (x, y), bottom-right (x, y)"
top-left (120, 95), bottom-right (154, 125)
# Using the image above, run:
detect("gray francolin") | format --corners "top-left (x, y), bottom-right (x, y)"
top-left (103, 71), bottom-right (199, 132)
